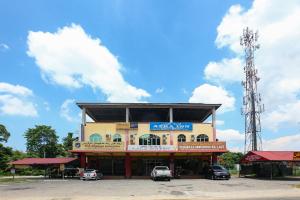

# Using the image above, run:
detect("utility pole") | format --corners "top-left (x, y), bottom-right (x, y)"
top-left (240, 27), bottom-right (264, 152)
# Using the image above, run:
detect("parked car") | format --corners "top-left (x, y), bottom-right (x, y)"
top-left (151, 166), bottom-right (172, 181)
top-left (80, 169), bottom-right (103, 181)
top-left (205, 165), bottom-right (231, 180)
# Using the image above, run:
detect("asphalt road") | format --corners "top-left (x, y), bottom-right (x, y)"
top-left (0, 177), bottom-right (300, 200)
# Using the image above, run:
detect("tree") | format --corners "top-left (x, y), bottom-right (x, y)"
top-left (24, 125), bottom-right (60, 158)
top-left (0, 143), bottom-right (13, 171)
top-left (0, 124), bottom-right (10, 143)
top-left (219, 152), bottom-right (244, 169)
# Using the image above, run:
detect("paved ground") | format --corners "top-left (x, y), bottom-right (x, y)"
top-left (0, 177), bottom-right (300, 200)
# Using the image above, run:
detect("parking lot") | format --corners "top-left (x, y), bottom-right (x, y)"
top-left (1, 177), bottom-right (300, 200)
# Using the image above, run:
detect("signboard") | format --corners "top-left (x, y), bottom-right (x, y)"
top-left (10, 168), bottom-right (15, 174)
top-left (128, 145), bottom-right (175, 151)
top-left (293, 152), bottom-right (300, 160)
top-left (73, 142), bottom-right (124, 151)
top-left (116, 123), bottom-right (130, 130)
top-left (178, 142), bottom-right (227, 151)
top-left (150, 122), bottom-right (192, 131)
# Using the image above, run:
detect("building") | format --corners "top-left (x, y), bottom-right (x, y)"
top-left (70, 103), bottom-right (227, 178)
top-left (240, 151), bottom-right (300, 179)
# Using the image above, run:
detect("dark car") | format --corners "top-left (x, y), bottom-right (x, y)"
top-left (205, 165), bottom-right (231, 180)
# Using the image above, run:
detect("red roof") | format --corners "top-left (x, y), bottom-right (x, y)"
top-left (240, 151), bottom-right (296, 163)
top-left (10, 157), bottom-right (77, 165)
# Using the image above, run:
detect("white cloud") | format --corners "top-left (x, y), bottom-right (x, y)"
top-left (155, 87), bottom-right (164, 94)
top-left (0, 43), bottom-right (9, 51)
top-left (217, 129), bottom-right (244, 142)
top-left (217, 129), bottom-right (244, 152)
top-left (204, 58), bottom-right (243, 83)
top-left (43, 101), bottom-right (50, 111)
top-left (27, 24), bottom-right (150, 102)
top-left (205, 0), bottom-right (300, 130)
top-left (60, 99), bottom-right (79, 122)
top-left (216, 120), bottom-right (225, 126)
top-left (189, 83), bottom-right (235, 113)
top-left (263, 134), bottom-right (300, 151)
top-left (0, 82), bottom-right (37, 117)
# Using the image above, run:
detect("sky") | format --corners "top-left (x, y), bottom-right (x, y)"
top-left (0, 0), bottom-right (299, 152)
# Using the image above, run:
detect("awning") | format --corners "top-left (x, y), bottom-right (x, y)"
top-left (240, 151), bottom-right (298, 163)
top-left (10, 157), bottom-right (77, 165)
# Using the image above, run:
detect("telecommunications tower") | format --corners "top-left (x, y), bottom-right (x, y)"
top-left (240, 27), bottom-right (264, 152)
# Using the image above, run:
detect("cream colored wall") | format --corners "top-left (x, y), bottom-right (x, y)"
top-left (84, 122), bottom-right (124, 142)
top-left (84, 122), bottom-right (213, 144)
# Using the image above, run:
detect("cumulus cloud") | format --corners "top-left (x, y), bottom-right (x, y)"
top-left (60, 99), bottom-right (79, 122)
top-left (189, 83), bottom-right (235, 113)
top-left (0, 82), bottom-right (37, 116)
top-left (27, 24), bottom-right (150, 102)
top-left (217, 129), bottom-right (244, 152)
top-left (263, 134), bottom-right (300, 151)
top-left (207, 0), bottom-right (300, 130)
top-left (204, 58), bottom-right (243, 83)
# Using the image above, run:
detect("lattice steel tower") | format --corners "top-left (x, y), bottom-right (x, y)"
top-left (240, 27), bottom-right (264, 152)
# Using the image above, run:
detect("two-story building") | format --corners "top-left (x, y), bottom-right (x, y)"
top-left (70, 103), bottom-right (227, 178)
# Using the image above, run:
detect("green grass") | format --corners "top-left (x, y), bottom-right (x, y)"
top-left (294, 184), bottom-right (300, 189)
top-left (0, 178), bottom-right (28, 183)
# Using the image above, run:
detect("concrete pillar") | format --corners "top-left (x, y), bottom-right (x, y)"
top-left (125, 153), bottom-right (131, 179)
top-left (126, 107), bottom-right (129, 123)
top-left (80, 153), bottom-right (86, 169)
top-left (81, 107), bottom-right (86, 141)
top-left (169, 107), bottom-right (173, 122)
top-left (212, 107), bottom-right (216, 141)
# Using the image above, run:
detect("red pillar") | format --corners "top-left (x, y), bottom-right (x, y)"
top-left (169, 153), bottom-right (174, 177)
top-left (125, 153), bottom-right (131, 179)
top-left (80, 153), bottom-right (86, 169)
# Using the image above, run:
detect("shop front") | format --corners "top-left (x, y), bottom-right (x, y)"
top-left (71, 103), bottom-right (228, 178)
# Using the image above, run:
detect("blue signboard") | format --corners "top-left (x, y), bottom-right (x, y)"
top-left (150, 122), bottom-right (193, 131)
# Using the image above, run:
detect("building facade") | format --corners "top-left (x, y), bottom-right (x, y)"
top-left (70, 103), bottom-right (227, 178)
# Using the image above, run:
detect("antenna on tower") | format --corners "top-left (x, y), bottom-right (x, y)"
top-left (240, 27), bottom-right (264, 153)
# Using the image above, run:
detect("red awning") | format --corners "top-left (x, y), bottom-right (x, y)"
top-left (10, 157), bottom-right (77, 165)
top-left (240, 151), bottom-right (296, 163)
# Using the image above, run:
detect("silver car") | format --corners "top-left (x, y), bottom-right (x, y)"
top-left (80, 169), bottom-right (103, 180)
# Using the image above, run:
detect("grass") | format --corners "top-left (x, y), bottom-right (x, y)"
top-left (0, 177), bottom-right (28, 183)
top-left (294, 184), bottom-right (300, 189)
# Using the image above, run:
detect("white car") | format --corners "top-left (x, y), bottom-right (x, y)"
top-left (80, 169), bottom-right (103, 180)
top-left (151, 166), bottom-right (172, 181)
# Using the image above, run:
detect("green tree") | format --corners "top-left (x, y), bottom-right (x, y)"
top-left (0, 144), bottom-right (13, 171)
top-left (62, 132), bottom-right (76, 152)
top-left (0, 124), bottom-right (10, 143)
top-left (24, 125), bottom-right (60, 158)
top-left (219, 152), bottom-right (244, 169)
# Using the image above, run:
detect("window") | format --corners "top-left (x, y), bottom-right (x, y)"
top-left (139, 134), bottom-right (160, 145)
top-left (177, 134), bottom-right (186, 142)
top-left (113, 134), bottom-right (122, 142)
top-left (196, 134), bottom-right (209, 142)
top-left (89, 133), bottom-right (102, 142)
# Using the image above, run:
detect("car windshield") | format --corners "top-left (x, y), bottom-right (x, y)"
top-left (212, 166), bottom-right (226, 170)
top-left (155, 166), bottom-right (168, 170)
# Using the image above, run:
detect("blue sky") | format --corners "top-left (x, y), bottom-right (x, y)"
top-left (1, 0), bottom-right (300, 152)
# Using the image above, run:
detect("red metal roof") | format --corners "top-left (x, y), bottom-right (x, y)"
top-left (240, 151), bottom-right (296, 163)
top-left (10, 157), bottom-right (77, 165)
